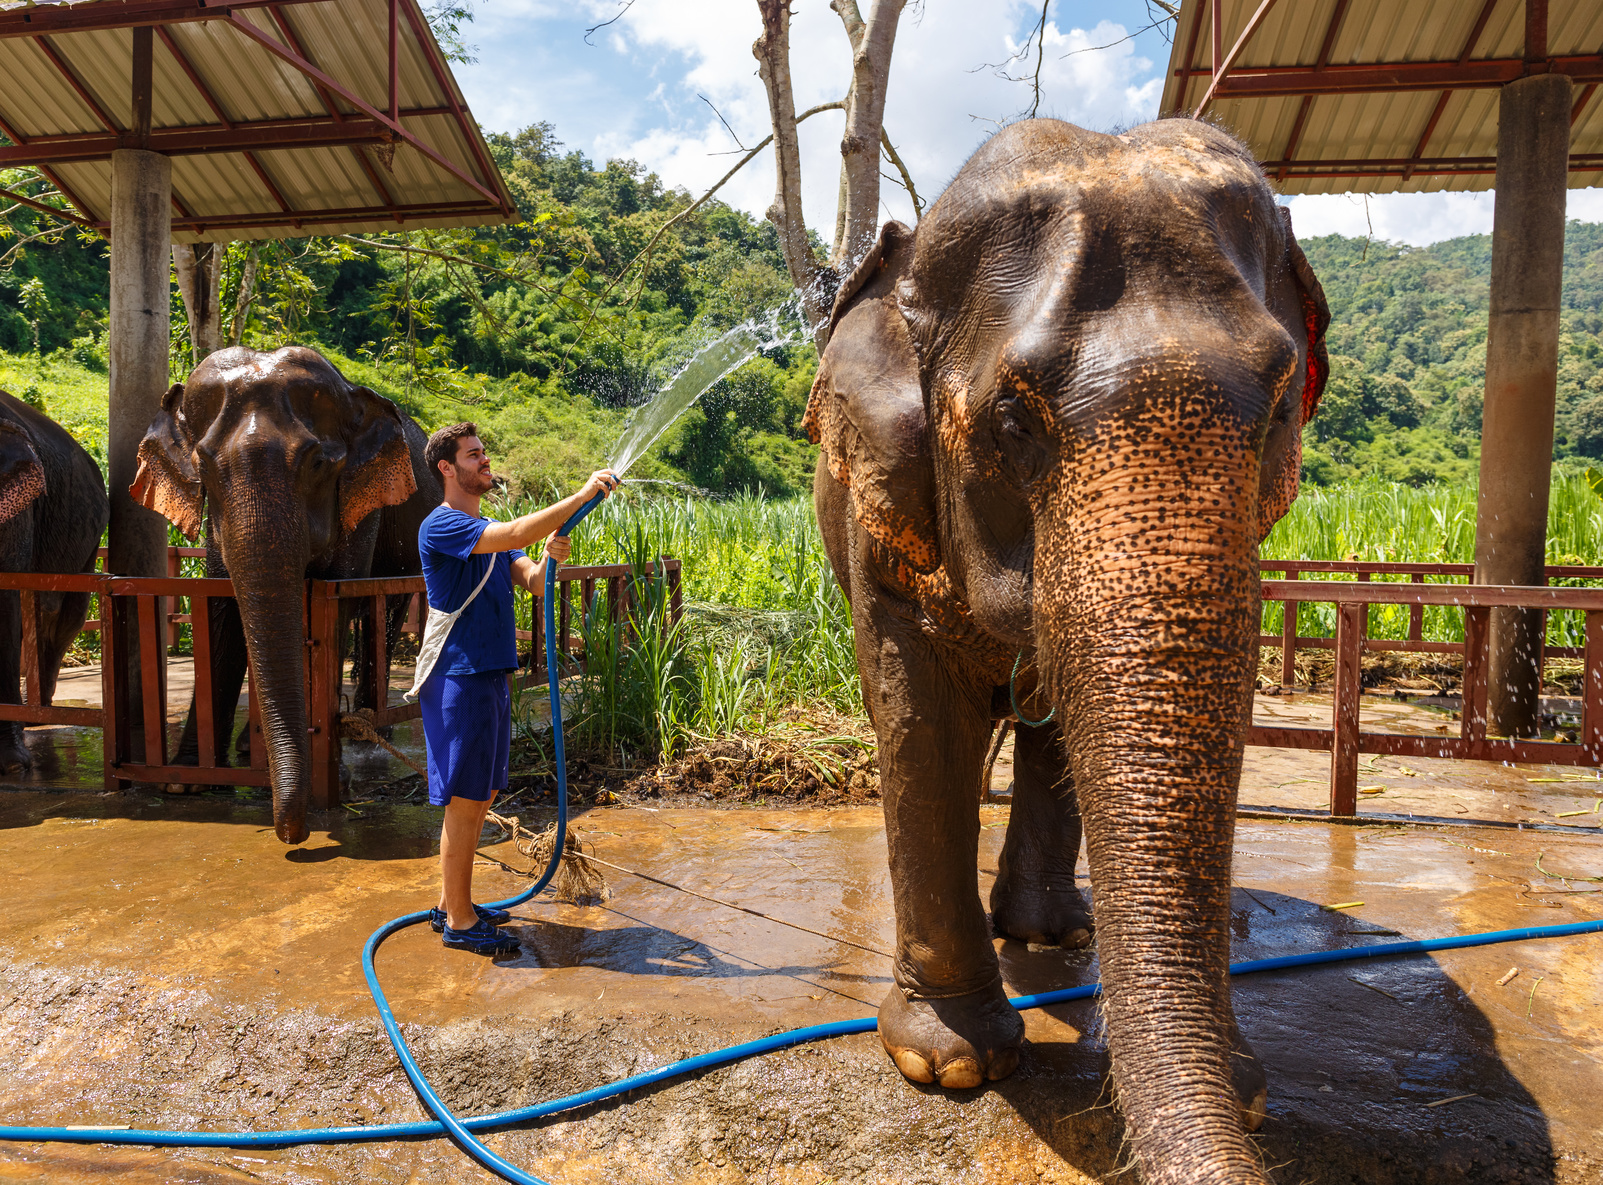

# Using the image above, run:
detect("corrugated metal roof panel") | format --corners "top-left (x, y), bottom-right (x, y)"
top-left (0, 0), bottom-right (513, 241)
top-left (1162, 0), bottom-right (1603, 195)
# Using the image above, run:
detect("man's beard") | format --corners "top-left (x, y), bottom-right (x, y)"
top-left (454, 463), bottom-right (495, 496)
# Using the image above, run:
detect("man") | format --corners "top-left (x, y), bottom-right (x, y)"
top-left (418, 421), bottom-right (617, 954)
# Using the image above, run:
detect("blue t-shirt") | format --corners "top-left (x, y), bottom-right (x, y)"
top-left (418, 505), bottom-right (528, 676)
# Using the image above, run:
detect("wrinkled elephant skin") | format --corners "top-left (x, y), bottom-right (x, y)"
top-left (806, 119), bottom-right (1329, 1185)
top-left (131, 347), bottom-right (434, 844)
top-left (0, 391), bottom-right (108, 774)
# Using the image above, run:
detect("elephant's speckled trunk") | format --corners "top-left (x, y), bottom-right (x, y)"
top-left (1035, 393), bottom-right (1268, 1185)
top-left (219, 484), bottom-right (312, 846)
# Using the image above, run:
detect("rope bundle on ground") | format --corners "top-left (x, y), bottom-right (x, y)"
top-left (338, 708), bottom-right (609, 904)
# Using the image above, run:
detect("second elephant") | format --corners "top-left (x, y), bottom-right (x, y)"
top-left (132, 346), bottom-right (433, 843)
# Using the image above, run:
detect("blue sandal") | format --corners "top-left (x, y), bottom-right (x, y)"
top-left (429, 904), bottom-right (512, 933)
top-left (441, 917), bottom-right (520, 956)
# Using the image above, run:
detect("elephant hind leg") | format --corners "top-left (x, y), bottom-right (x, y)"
top-left (989, 718), bottom-right (1093, 948)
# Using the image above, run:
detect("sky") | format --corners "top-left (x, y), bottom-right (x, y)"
top-left (451, 0), bottom-right (1603, 249)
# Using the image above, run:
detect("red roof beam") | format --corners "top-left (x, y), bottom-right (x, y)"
top-left (1265, 153), bottom-right (1603, 176)
top-left (32, 35), bottom-right (120, 133)
top-left (0, 118), bottom-right (404, 166)
top-left (397, 0), bottom-right (509, 215)
top-left (1274, 0), bottom-right (1350, 180)
top-left (225, 11), bottom-right (502, 207)
top-left (1193, 0), bottom-right (1281, 118)
top-left (149, 198), bottom-right (501, 232)
top-left (1202, 55), bottom-right (1603, 97)
top-left (155, 24), bottom-right (297, 214)
top-left (1403, 0), bottom-right (1501, 182)
top-left (0, 0), bottom-right (330, 40)
top-left (0, 183), bottom-right (96, 227)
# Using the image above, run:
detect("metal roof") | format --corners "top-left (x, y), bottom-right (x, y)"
top-left (1160, 0), bottom-right (1603, 194)
top-left (0, 0), bottom-right (515, 241)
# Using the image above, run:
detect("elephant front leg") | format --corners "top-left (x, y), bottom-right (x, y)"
top-left (990, 719), bottom-right (1093, 949)
top-left (860, 607), bottom-right (1022, 1089)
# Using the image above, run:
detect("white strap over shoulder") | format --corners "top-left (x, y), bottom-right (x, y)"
top-left (404, 555), bottom-right (497, 702)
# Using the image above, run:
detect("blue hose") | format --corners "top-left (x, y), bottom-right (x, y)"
top-left (1, 482), bottom-right (1600, 1176)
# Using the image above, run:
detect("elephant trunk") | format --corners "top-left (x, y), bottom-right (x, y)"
top-left (1034, 396), bottom-right (1267, 1185)
top-left (217, 483), bottom-right (313, 845)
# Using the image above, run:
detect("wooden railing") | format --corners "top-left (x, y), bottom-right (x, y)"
top-left (1259, 560), bottom-right (1603, 682)
top-left (0, 559), bottom-right (679, 806)
top-left (1254, 574), bottom-right (1603, 816)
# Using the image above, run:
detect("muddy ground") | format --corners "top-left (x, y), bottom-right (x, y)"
top-left (1, 687), bottom-right (1601, 1183)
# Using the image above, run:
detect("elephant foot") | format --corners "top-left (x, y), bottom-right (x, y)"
top-left (879, 980), bottom-right (1023, 1089)
top-left (990, 877), bottom-right (1094, 949)
top-left (0, 736), bottom-right (31, 776)
top-left (1232, 1032), bottom-right (1268, 1132)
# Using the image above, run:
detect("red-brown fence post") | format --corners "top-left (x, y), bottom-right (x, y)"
top-left (1408, 572), bottom-right (1425, 642)
top-left (668, 560), bottom-right (682, 626)
top-left (191, 593), bottom-right (216, 769)
top-left (1329, 600), bottom-right (1363, 817)
top-left (1584, 609), bottom-right (1603, 764)
top-left (1280, 567), bottom-right (1299, 687)
top-left (1461, 605), bottom-right (1491, 748)
top-left (166, 546), bottom-right (182, 649)
top-left (98, 580), bottom-right (119, 792)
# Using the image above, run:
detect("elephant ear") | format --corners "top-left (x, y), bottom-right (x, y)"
top-left (0, 415), bottom-right (45, 524)
top-left (1280, 206), bottom-right (1330, 425)
top-left (803, 220), bottom-right (941, 574)
top-left (338, 384), bottom-right (417, 535)
top-left (131, 383), bottom-right (205, 540)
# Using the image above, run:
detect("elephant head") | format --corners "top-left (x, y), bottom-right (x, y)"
top-left (0, 408), bottom-right (46, 524)
top-left (131, 346), bottom-right (418, 843)
top-left (807, 119), bottom-right (1327, 1184)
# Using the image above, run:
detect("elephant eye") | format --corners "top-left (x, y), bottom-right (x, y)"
top-left (995, 396), bottom-right (1047, 482)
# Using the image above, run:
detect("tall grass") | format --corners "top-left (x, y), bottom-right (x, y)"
top-left (1263, 473), bottom-right (1603, 647)
top-left (489, 473), bottom-right (1603, 756)
top-left (490, 487), bottom-right (860, 760)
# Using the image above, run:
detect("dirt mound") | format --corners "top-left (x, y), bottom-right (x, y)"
top-left (616, 729), bottom-right (880, 808)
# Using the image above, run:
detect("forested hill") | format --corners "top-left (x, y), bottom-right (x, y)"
top-left (1296, 223), bottom-right (1603, 486)
top-left (0, 121), bottom-right (819, 496)
top-left (5, 119), bottom-right (1603, 493)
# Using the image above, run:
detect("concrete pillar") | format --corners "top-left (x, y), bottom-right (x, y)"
top-left (1473, 71), bottom-right (1573, 738)
top-left (106, 147), bottom-right (172, 579)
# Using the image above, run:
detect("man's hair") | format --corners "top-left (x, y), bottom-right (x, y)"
top-left (424, 422), bottom-right (479, 483)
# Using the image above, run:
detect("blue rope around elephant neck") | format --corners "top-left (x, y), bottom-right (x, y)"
top-left (1010, 650), bottom-right (1055, 726)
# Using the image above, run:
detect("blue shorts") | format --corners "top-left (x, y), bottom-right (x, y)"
top-left (420, 670), bottom-right (511, 806)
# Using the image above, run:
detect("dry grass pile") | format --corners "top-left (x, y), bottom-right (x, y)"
top-left (619, 718), bottom-right (880, 807)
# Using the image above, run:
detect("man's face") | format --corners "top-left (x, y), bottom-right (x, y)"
top-left (445, 436), bottom-right (494, 496)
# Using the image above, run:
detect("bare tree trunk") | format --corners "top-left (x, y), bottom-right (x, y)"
top-left (173, 242), bottom-right (223, 365)
top-left (830, 0), bottom-right (906, 268)
top-left (753, 0), bottom-right (833, 338)
top-left (228, 243), bottom-right (260, 348)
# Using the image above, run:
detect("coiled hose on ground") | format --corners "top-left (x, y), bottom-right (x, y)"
top-left (2, 490), bottom-right (1601, 1182)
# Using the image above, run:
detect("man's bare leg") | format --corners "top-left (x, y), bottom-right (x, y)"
top-left (439, 789), bottom-right (499, 931)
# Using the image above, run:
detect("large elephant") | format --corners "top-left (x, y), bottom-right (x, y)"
top-left (805, 119), bottom-right (1328, 1185)
top-left (0, 391), bottom-right (109, 774)
top-left (131, 346), bottom-right (433, 844)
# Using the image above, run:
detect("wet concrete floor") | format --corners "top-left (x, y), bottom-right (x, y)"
top-left (0, 694), bottom-right (1601, 1183)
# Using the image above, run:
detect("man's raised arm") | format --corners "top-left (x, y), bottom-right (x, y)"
top-left (473, 470), bottom-right (618, 554)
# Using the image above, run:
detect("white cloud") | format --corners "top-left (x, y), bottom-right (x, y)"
top-left (580, 1), bottom-right (1168, 244)
top-left (1284, 188), bottom-right (1603, 248)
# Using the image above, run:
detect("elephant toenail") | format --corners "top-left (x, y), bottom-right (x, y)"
top-left (1242, 1088), bottom-right (1268, 1132)
top-left (935, 1056), bottom-right (984, 1089)
top-left (1065, 928), bottom-right (1093, 949)
top-left (892, 1049), bottom-right (935, 1084)
top-left (986, 1046), bottom-right (1020, 1082)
